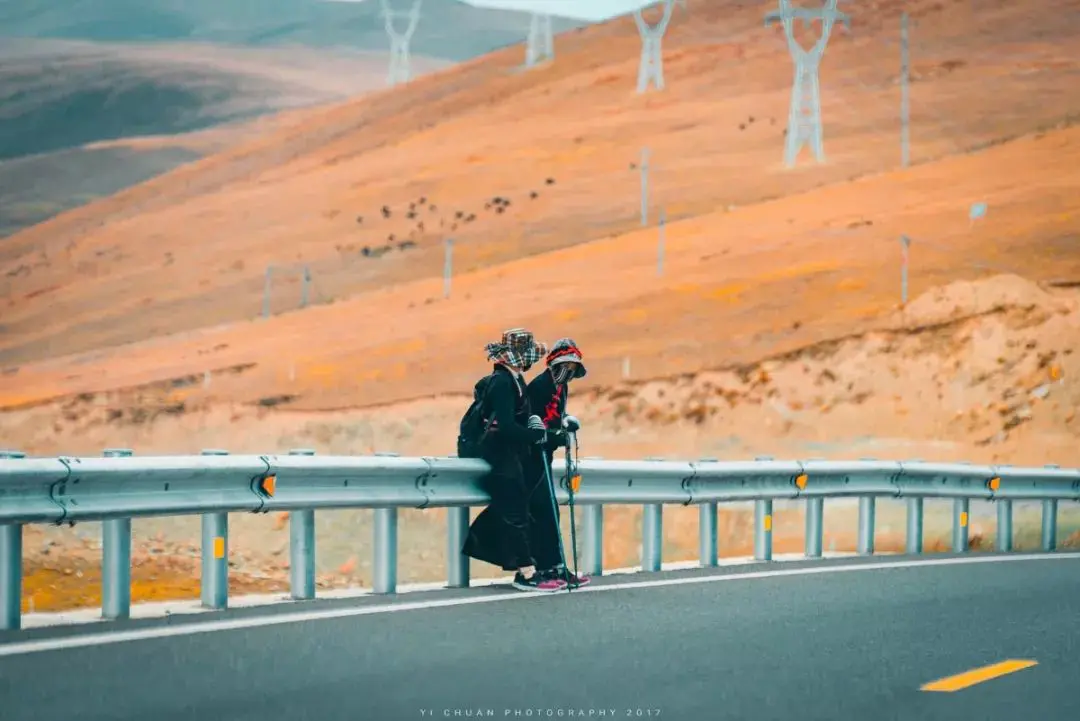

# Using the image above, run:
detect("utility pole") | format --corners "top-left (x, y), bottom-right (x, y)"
top-left (443, 238), bottom-right (453, 299)
top-left (657, 209), bottom-right (666, 277)
top-left (900, 11), bottom-right (910, 168)
top-left (635, 0), bottom-right (676, 93)
top-left (640, 147), bottom-right (650, 226)
top-left (765, 0), bottom-right (851, 168)
top-left (525, 12), bottom-right (554, 68)
top-left (262, 265), bottom-right (274, 319)
top-left (381, 0), bottom-right (421, 87)
top-left (900, 235), bottom-right (910, 305)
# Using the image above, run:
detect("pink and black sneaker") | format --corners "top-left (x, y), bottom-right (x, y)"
top-left (554, 567), bottom-right (591, 589)
top-left (512, 571), bottom-right (567, 592)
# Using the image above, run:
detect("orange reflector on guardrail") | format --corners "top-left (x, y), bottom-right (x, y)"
top-left (988, 477), bottom-right (1001, 491)
top-left (795, 473), bottom-right (808, 490)
top-left (570, 475), bottom-right (582, 493)
top-left (259, 475), bottom-right (276, 496)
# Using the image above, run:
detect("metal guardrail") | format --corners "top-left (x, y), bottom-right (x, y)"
top-left (1, 448), bottom-right (1078, 631)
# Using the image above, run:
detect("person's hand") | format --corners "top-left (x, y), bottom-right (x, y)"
top-left (547, 429), bottom-right (568, 449)
top-left (527, 415), bottom-right (546, 444)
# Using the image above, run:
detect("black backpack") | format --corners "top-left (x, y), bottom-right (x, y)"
top-left (456, 374), bottom-right (495, 459)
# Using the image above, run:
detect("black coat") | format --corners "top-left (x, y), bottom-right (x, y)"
top-left (462, 364), bottom-right (545, 571)
top-left (526, 368), bottom-right (570, 467)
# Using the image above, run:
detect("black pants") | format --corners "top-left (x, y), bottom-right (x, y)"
top-left (463, 445), bottom-right (535, 571)
top-left (526, 449), bottom-right (565, 571)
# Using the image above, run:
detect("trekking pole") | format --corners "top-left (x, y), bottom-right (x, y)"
top-left (540, 450), bottom-right (570, 591)
top-left (566, 431), bottom-right (581, 586)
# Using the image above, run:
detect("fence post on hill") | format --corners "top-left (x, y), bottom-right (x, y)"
top-left (443, 238), bottom-right (453, 299)
top-left (900, 11), bottom-right (911, 168)
top-left (101, 448), bottom-right (134, 621)
top-left (289, 449), bottom-right (317, 600)
top-left (900, 235), bottom-right (911, 305)
top-left (0, 450), bottom-right (26, 631)
top-left (300, 266), bottom-right (311, 309)
top-left (640, 147), bottom-right (650, 227)
top-left (657, 209), bottom-right (666, 277)
top-left (262, 265), bottom-right (273, 319)
top-left (201, 449), bottom-right (231, 609)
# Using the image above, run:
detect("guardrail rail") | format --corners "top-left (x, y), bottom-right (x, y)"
top-left (1, 448), bottom-right (1078, 631)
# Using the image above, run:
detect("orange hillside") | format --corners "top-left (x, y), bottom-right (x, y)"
top-left (3, 121), bottom-right (1079, 411)
top-left (1, 0), bottom-right (1078, 412)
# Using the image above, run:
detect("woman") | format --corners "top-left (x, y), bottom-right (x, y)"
top-left (462, 328), bottom-right (569, 592)
top-left (525, 338), bottom-right (591, 588)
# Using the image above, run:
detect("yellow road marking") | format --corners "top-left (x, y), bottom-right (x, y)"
top-left (921, 660), bottom-right (1038, 692)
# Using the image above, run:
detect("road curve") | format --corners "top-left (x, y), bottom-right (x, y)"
top-left (1, 553), bottom-right (1078, 721)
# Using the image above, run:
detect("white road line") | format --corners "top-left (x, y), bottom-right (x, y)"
top-left (17, 552), bottom-right (864, 629)
top-left (0, 552), bottom-right (1075, 658)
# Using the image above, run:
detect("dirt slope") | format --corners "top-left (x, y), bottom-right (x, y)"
top-left (2, 120), bottom-right (1079, 414)
top-left (1, 0), bottom-right (1078, 371)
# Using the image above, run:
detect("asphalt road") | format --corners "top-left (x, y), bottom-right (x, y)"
top-left (1, 553), bottom-right (1078, 721)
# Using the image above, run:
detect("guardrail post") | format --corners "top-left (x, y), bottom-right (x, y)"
top-left (0, 450), bottom-right (23, 631)
top-left (952, 498), bottom-right (970, 552)
top-left (373, 508), bottom-right (398, 594)
top-left (996, 500), bottom-right (1013, 552)
top-left (754, 499), bottom-right (773, 561)
top-left (288, 449), bottom-right (317, 600)
top-left (805, 498), bottom-right (824, 558)
top-left (699, 502), bottom-right (718, 567)
top-left (857, 497), bottom-right (876, 555)
top-left (101, 448), bottom-right (133, 620)
top-left (446, 506), bottom-right (470, 588)
top-left (1041, 499), bottom-right (1057, 551)
top-left (582, 504), bottom-right (604, 577)
top-left (0, 522), bottom-right (19, 631)
top-left (641, 503), bottom-right (662, 572)
top-left (906, 497), bottom-right (924, 554)
top-left (200, 449), bottom-right (230, 609)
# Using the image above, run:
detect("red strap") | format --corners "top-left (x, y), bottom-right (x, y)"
top-left (542, 384), bottom-right (564, 426)
top-left (547, 345), bottom-right (582, 364)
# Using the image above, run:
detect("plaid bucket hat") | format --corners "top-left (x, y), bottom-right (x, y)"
top-left (485, 328), bottom-right (548, 371)
top-left (546, 337), bottom-right (587, 379)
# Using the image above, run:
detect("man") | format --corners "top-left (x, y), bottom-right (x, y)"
top-left (525, 338), bottom-right (591, 588)
top-left (462, 328), bottom-right (569, 592)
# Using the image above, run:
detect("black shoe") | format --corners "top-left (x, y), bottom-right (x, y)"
top-left (512, 571), bottom-right (567, 593)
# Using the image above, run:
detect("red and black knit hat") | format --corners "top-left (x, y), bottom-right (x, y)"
top-left (546, 338), bottom-right (587, 379)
